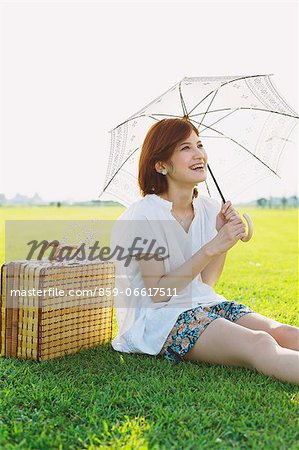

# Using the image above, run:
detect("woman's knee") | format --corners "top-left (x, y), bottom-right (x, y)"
top-left (250, 330), bottom-right (279, 369)
top-left (272, 324), bottom-right (299, 350)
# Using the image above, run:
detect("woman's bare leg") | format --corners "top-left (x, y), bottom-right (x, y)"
top-left (235, 312), bottom-right (299, 351)
top-left (183, 318), bottom-right (299, 385)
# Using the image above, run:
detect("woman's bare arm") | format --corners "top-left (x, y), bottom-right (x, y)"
top-left (138, 242), bottom-right (217, 303)
top-left (201, 251), bottom-right (228, 287)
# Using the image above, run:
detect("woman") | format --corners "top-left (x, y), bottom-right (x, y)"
top-left (110, 118), bottom-right (299, 385)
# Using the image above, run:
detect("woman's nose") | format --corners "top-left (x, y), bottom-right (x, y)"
top-left (194, 147), bottom-right (206, 158)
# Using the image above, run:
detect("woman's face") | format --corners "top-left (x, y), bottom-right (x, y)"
top-left (167, 130), bottom-right (208, 185)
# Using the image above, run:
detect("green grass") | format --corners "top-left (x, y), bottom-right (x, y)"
top-left (0, 206), bottom-right (298, 449)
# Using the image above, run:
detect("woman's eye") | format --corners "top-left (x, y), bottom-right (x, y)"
top-left (181, 145), bottom-right (203, 151)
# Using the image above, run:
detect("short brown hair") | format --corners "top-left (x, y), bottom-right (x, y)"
top-left (138, 118), bottom-right (199, 198)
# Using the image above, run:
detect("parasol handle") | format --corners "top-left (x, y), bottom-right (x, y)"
top-left (241, 213), bottom-right (253, 242)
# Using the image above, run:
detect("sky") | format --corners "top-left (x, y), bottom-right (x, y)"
top-left (0, 0), bottom-right (298, 204)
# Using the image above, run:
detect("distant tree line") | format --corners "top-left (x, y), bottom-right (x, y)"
top-left (256, 196), bottom-right (298, 208)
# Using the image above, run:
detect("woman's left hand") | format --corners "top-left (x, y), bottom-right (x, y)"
top-left (216, 201), bottom-right (243, 232)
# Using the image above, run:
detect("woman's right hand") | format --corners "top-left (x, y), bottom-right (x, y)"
top-left (206, 217), bottom-right (247, 256)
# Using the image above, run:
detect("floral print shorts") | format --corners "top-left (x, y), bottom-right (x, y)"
top-left (158, 300), bottom-right (255, 363)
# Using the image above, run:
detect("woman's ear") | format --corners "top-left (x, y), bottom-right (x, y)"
top-left (154, 162), bottom-right (164, 174)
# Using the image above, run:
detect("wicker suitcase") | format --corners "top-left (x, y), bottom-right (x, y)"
top-left (0, 259), bottom-right (115, 360)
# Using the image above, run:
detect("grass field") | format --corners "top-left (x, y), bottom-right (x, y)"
top-left (0, 206), bottom-right (298, 449)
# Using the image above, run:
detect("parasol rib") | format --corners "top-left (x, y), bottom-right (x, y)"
top-left (187, 74), bottom-right (275, 116)
top-left (189, 118), bottom-right (282, 179)
top-left (179, 80), bottom-right (188, 117)
top-left (189, 107), bottom-right (299, 121)
top-left (101, 146), bottom-right (141, 193)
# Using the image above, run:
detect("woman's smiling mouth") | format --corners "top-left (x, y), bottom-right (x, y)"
top-left (189, 163), bottom-right (206, 172)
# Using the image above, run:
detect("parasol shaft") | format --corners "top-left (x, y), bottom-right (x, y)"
top-left (207, 164), bottom-right (226, 204)
top-left (206, 163), bottom-right (253, 242)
